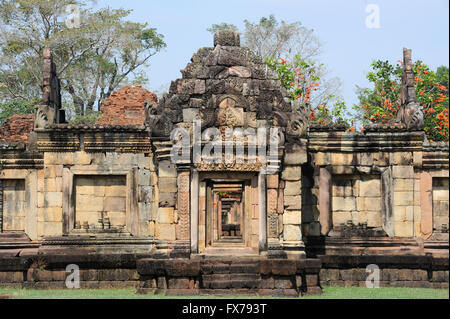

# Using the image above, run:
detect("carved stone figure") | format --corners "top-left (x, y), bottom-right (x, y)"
top-left (35, 48), bottom-right (65, 129)
top-left (144, 100), bottom-right (173, 137)
top-left (286, 111), bottom-right (308, 139)
top-left (393, 48), bottom-right (424, 130)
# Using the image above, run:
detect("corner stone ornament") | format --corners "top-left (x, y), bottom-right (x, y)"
top-left (392, 48), bottom-right (425, 130)
top-left (34, 48), bottom-right (65, 129)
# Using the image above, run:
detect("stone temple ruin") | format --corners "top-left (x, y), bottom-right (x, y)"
top-left (0, 31), bottom-right (448, 296)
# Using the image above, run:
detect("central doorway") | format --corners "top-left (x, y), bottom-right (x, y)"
top-left (196, 172), bottom-right (261, 255)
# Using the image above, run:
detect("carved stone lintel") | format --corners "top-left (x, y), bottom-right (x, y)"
top-left (194, 161), bottom-right (263, 172)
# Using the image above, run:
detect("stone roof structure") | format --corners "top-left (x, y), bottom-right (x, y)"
top-left (146, 30), bottom-right (307, 140)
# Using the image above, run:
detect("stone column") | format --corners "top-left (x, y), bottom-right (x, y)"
top-left (176, 171), bottom-right (190, 241)
top-left (381, 168), bottom-right (394, 237)
top-left (319, 168), bottom-right (332, 236)
top-left (25, 170), bottom-right (38, 240)
top-left (420, 171), bottom-right (433, 239)
top-left (156, 160), bottom-right (177, 240)
top-left (266, 174), bottom-right (279, 239)
top-left (258, 173), bottom-right (267, 251)
top-left (392, 165), bottom-right (415, 237)
top-left (190, 169), bottom-right (199, 253)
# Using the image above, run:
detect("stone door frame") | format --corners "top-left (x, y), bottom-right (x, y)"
top-left (62, 168), bottom-right (139, 236)
top-left (0, 169), bottom-right (37, 239)
top-left (319, 166), bottom-right (394, 237)
top-left (190, 170), bottom-right (267, 255)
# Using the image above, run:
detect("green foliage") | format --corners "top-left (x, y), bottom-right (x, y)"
top-left (0, 99), bottom-right (37, 124)
top-left (0, 0), bottom-right (166, 120)
top-left (266, 54), bottom-right (350, 127)
top-left (70, 109), bottom-right (100, 125)
top-left (355, 59), bottom-right (449, 141)
top-left (206, 23), bottom-right (238, 34)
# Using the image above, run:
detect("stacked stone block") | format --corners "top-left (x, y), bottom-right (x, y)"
top-left (38, 159), bottom-right (63, 237)
top-left (392, 166), bottom-right (415, 237)
top-left (75, 175), bottom-right (127, 227)
top-left (156, 160), bottom-right (178, 241)
top-left (432, 178), bottom-right (449, 233)
top-left (281, 158), bottom-right (304, 243)
top-left (1, 179), bottom-right (26, 231)
top-left (331, 175), bottom-right (382, 228)
top-left (37, 151), bottom-right (154, 237)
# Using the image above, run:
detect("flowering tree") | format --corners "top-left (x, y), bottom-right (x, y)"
top-left (355, 60), bottom-right (449, 141)
top-left (266, 55), bottom-right (350, 127)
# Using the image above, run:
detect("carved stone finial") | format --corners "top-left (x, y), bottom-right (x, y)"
top-left (214, 30), bottom-right (240, 47)
top-left (393, 48), bottom-right (424, 130)
top-left (35, 48), bottom-right (65, 129)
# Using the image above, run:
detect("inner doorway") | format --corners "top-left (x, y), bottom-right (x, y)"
top-left (197, 172), bottom-right (260, 255)
top-left (211, 182), bottom-right (245, 244)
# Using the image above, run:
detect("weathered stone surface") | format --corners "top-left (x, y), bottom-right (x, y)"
top-left (214, 30), bottom-right (240, 47)
top-left (359, 178), bottom-right (381, 197)
top-left (158, 224), bottom-right (176, 240)
top-left (284, 195), bottom-right (301, 210)
top-left (281, 166), bottom-right (302, 181)
top-left (284, 143), bottom-right (307, 165)
top-left (283, 225), bottom-right (302, 241)
top-left (394, 191), bottom-right (414, 206)
top-left (332, 197), bottom-right (356, 211)
top-left (159, 161), bottom-right (177, 178)
top-left (229, 66), bottom-right (252, 78)
top-left (392, 166), bottom-right (414, 179)
top-left (284, 181), bottom-right (301, 196)
top-left (159, 178), bottom-right (177, 193)
top-left (159, 208), bottom-right (175, 224)
top-left (283, 211), bottom-right (302, 225)
top-left (266, 174), bottom-right (279, 189)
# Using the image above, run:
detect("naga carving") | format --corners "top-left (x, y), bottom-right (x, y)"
top-left (392, 48), bottom-right (424, 130)
top-left (144, 100), bottom-right (174, 138)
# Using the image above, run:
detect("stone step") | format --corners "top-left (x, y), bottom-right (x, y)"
top-left (202, 273), bottom-right (260, 282)
top-left (230, 263), bottom-right (259, 273)
top-left (201, 263), bottom-right (230, 274)
top-left (202, 279), bottom-right (260, 289)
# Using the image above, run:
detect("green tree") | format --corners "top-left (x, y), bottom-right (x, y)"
top-left (0, 99), bottom-right (37, 124)
top-left (354, 59), bottom-right (449, 141)
top-left (206, 23), bottom-right (238, 34)
top-left (0, 0), bottom-right (166, 120)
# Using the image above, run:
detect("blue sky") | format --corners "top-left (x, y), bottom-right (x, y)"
top-left (96, 0), bottom-right (449, 107)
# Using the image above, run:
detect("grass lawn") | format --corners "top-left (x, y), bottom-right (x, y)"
top-left (0, 286), bottom-right (448, 299)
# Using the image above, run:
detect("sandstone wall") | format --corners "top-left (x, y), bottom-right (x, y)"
top-left (37, 150), bottom-right (156, 238)
top-left (2, 179), bottom-right (26, 231)
top-left (307, 129), bottom-right (426, 238)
